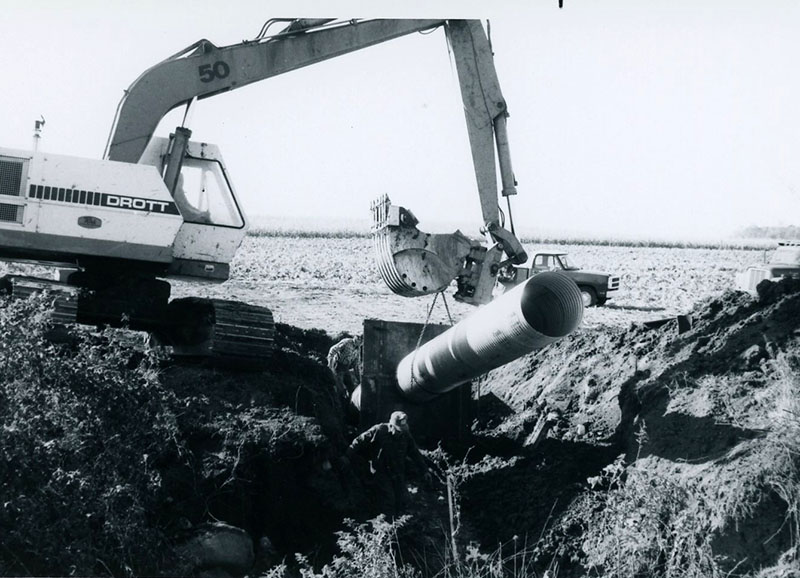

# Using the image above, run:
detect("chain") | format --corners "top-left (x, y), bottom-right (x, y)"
top-left (408, 291), bottom-right (455, 388)
top-left (413, 291), bottom-right (440, 354)
top-left (441, 291), bottom-right (455, 326)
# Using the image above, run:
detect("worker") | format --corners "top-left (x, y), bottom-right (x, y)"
top-left (341, 411), bottom-right (432, 516)
top-left (327, 334), bottom-right (362, 402)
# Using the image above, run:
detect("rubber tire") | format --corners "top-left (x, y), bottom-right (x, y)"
top-left (579, 286), bottom-right (597, 307)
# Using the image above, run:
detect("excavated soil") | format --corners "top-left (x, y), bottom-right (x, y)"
top-left (151, 276), bottom-right (800, 576)
top-left (89, 276), bottom-right (796, 576)
top-left (148, 323), bottom-right (454, 572)
top-left (460, 277), bottom-right (800, 576)
top-left (3, 267), bottom-right (799, 576)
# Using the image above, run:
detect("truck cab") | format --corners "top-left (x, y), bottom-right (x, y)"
top-left (736, 241), bottom-right (800, 294)
top-left (501, 251), bottom-right (621, 307)
top-left (531, 252), bottom-right (578, 273)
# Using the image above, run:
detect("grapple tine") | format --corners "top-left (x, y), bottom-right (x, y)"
top-left (370, 195), bottom-right (476, 298)
top-left (374, 225), bottom-right (414, 295)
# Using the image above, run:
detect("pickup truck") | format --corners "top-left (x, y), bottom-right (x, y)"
top-left (500, 251), bottom-right (621, 307)
top-left (736, 241), bottom-right (800, 293)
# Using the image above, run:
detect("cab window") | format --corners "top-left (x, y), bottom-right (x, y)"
top-left (175, 158), bottom-right (244, 227)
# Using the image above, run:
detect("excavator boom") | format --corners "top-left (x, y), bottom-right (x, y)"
top-left (106, 19), bottom-right (444, 164)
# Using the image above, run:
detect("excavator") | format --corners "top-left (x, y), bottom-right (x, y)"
top-left (0, 18), bottom-right (530, 363)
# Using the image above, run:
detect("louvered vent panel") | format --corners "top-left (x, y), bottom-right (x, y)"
top-left (0, 159), bottom-right (23, 197)
top-left (0, 203), bottom-right (23, 223)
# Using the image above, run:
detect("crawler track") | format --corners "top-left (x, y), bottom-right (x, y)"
top-left (1, 275), bottom-right (276, 366)
top-left (166, 297), bottom-right (276, 364)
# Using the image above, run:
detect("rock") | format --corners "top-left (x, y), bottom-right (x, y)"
top-left (175, 522), bottom-right (255, 577)
top-left (765, 340), bottom-right (779, 359)
top-left (580, 377), bottom-right (599, 406)
top-left (524, 411), bottom-right (558, 449)
top-left (252, 535), bottom-right (282, 575)
top-left (742, 344), bottom-right (765, 367)
top-left (545, 411), bottom-right (561, 426)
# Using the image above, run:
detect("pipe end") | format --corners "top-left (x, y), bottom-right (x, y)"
top-left (520, 271), bottom-right (584, 338)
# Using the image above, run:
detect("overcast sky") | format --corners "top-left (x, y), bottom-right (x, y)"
top-left (2, 0), bottom-right (798, 240)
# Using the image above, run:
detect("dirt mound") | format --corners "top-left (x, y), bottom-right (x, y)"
top-left (155, 322), bottom-right (451, 573)
top-left (462, 277), bottom-right (800, 576)
top-left (0, 307), bottom-right (378, 576)
top-left (151, 323), bottom-right (354, 560)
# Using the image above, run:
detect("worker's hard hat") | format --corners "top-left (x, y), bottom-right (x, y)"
top-left (389, 411), bottom-right (408, 427)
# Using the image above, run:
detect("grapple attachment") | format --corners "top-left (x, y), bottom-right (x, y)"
top-left (371, 195), bottom-right (476, 298)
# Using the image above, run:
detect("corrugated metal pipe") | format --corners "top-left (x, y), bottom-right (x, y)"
top-left (396, 271), bottom-right (583, 402)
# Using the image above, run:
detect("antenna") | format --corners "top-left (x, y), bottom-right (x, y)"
top-left (32, 116), bottom-right (46, 152)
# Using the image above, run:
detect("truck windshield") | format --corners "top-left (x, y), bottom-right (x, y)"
top-left (558, 255), bottom-right (578, 270)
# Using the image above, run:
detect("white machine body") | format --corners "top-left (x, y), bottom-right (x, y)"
top-left (0, 140), bottom-right (247, 282)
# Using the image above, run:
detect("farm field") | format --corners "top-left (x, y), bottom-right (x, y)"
top-left (168, 235), bottom-right (767, 336)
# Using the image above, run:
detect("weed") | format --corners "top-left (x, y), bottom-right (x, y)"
top-left (264, 516), bottom-right (419, 578)
top-left (0, 294), bottom-right (182, 576)
top-left (759, 354), bottom-right (800, 569)
top-left (568, 450), bottom-right (721, 578)
top-left (425, 449), bottom-right (543, 578)
top-left (262, 514), bottom-right (544, 578)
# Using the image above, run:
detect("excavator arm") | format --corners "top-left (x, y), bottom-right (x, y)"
top-left (448, 20), bottom-right (516, 226)
top-left (106, 18), bottom-right (526, 306)
top-left (372, 20), bottom-right (529, 304)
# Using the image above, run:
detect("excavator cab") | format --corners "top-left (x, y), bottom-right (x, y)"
top-left (137, 131), bottom-right (248, 283)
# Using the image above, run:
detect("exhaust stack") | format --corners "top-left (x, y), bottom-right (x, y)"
top-left (396, 271), bottom-right (583, 402)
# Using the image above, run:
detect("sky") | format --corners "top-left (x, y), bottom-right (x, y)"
top-left (2, 0), bottom-right (799, 241)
